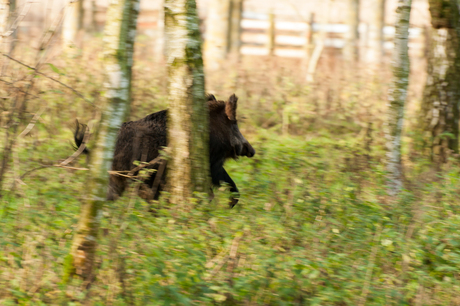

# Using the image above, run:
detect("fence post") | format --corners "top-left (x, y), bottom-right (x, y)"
top-left (268, 11), bottom-right (275, 56)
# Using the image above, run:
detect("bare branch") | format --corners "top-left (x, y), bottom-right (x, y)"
top-left (18, 105), bottom-right (47, 138)
top-left (1, 53), bottom-right (96, 107)
top-left (58, 123), bottom-right (91, 167)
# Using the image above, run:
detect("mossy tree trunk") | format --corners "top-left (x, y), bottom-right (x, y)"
top-left (419, 0), bottom-right (460, 162)
top-left (344, 0), bottom-right (360, 63)
top-left (204, 0), bottom-right (230, 70)
top-left (64, 0), bottom-right (140, 281)
top-left (164, 0), bottom-right (211, 205)
top-left (385, 0), bottom-right (411, 196)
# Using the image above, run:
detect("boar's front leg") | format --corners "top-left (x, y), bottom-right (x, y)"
top-left (212, 166), bottom-right (239, 208)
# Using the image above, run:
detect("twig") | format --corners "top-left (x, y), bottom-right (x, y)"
top-left (18, 105), bottom-right (47, 137)
top-left (2, 53), bottom-right (96, 107)
top-left (128, 156), bottom-right (162, 176)
top-left (107, 171), bottom-right (134, 179)
top-left (20, 165), bottom-right (50, 180)
top-left (0, 78), bottom-right (40, 99)
top-left (54, 165), bottom-right (88, 170)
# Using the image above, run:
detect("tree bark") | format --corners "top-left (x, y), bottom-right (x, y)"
top-left (344, 0), bottom-right (360, 62)
top-left (204, 0), bottom-right (230, 70)
top-left (385, 0), bottom-right (411, 196)
top-left (64, 0), bottom-right (140, 281)
top-left (366, 0), bottom-right (385, 64)
top-left (420, 0), bottom-right (460, 162)
top-left (164, 0), bottom-right (211, 205)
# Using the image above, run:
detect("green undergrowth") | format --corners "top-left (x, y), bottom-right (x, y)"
top-left (2, 130), bottom-right (460, 305)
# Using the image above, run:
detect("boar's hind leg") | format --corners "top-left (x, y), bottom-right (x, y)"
top-left (212, 167), bottom-right (240, 208)
top-left (107, 175), bottom-right (126, 201)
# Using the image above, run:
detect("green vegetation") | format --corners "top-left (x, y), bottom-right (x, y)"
top-left (1, 39), bottom-right (460, 305)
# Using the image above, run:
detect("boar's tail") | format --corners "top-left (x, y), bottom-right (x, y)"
top-left (73, 119), bottom-right (90, 154)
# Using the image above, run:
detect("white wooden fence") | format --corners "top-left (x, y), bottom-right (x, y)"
top-left (240, 11), bottom-right (425, 58)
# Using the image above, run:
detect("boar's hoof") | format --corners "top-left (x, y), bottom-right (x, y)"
top-left (229, 197), bottom-right (239, 208)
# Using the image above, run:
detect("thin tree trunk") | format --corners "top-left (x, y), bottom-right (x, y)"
top-left (64, 0), bottom-right (140, 281)
top-left (62, 0), bottom-right (82, 51)
top-left (344, 0), bottom-right (360, 62)
top-left (0, 0), bottom-right (11, 195)
top-left (204, 0), bottom-right (230, 70)
top-left (0, 0), bottom-right (9, 45)
top-left (267, 12), bottom-right (275, 56)
top-left (91, 0), bottom-right (98, 32)
top-left (366, 0), bottom-right (385, 64)
top-left (420, 0), bottom-right (460, 162)
top-left (7, 0), bottom-right (16, 54)
top-left (229, 0), bottom-right (242, 55)
top-left (164, 0), bottom-right (211, 205)
top-left (154, 0), bottom-right (164, 61)
top-left (385, 0), bottom-right (411, 196)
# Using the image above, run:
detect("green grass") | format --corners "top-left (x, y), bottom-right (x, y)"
top-left (2, 128), bottom-right (460, 305)
top-left (1, 39), bottom-right (458, 305)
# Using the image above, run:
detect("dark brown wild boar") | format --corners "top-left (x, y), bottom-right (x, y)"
top-left (74, 94), bottom-right (255, 207)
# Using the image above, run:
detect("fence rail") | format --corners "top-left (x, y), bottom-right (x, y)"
top-left (240, 11), bottom-right (425, 58)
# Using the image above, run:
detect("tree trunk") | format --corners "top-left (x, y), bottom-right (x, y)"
top-left (91, 0), bottom-right (98, 32)
top-left (203, 0), bottom-right (230, 70)
top-left (344, 0), bottom-right (360, 62)
top-left (63, 0), bottom-right (83, 51)
top-left (153, 0), bottom-right (165, 61)
top-left (7, 0), bottom-right (16, 54)
top-left (385, 0), bottom-right (411, 196)
top-left (64, 0), bottom-right (140, 281)
top-left (0, 0), bottom-right (9, 46)
top-left (366, 0), bottom-right (385, 64)
top-left (229, 0), bottom-right (242, 55)
top-left (164, 0), bottom-right (211, 205)
top-left (419, 0), bottom-right (460, 162)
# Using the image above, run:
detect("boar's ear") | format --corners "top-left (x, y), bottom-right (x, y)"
top-left (225, 94), bottom-right (238, 121)
top-left (206, 94), bottom-right (217, 102)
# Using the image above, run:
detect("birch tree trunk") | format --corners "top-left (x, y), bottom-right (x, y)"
top-left (64, 0), bottom-right (140, 281)
top-left (385, 0), bottom-right (411, 196)
top-left (63, 0), bottom-right (83, 52)
top-left (366, 0), bottom-right (385, 64)
top-left (204, 0), bottom-right (230, 70)
top-left (164, 0), bottom-right (211, 205)
top-left (419, 0), bottom-right (460, 162)
top-left (344, 0), bottom-right (360, 63)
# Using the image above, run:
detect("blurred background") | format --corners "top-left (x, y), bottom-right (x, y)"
top-left (3, 0), bottom-right (460, 304)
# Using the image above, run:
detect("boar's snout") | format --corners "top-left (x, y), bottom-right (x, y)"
top-left (241, 141), bottom-right (255, 158)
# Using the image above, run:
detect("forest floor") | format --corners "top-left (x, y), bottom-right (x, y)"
top-left (1, 36), bottom-right (460, 305)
